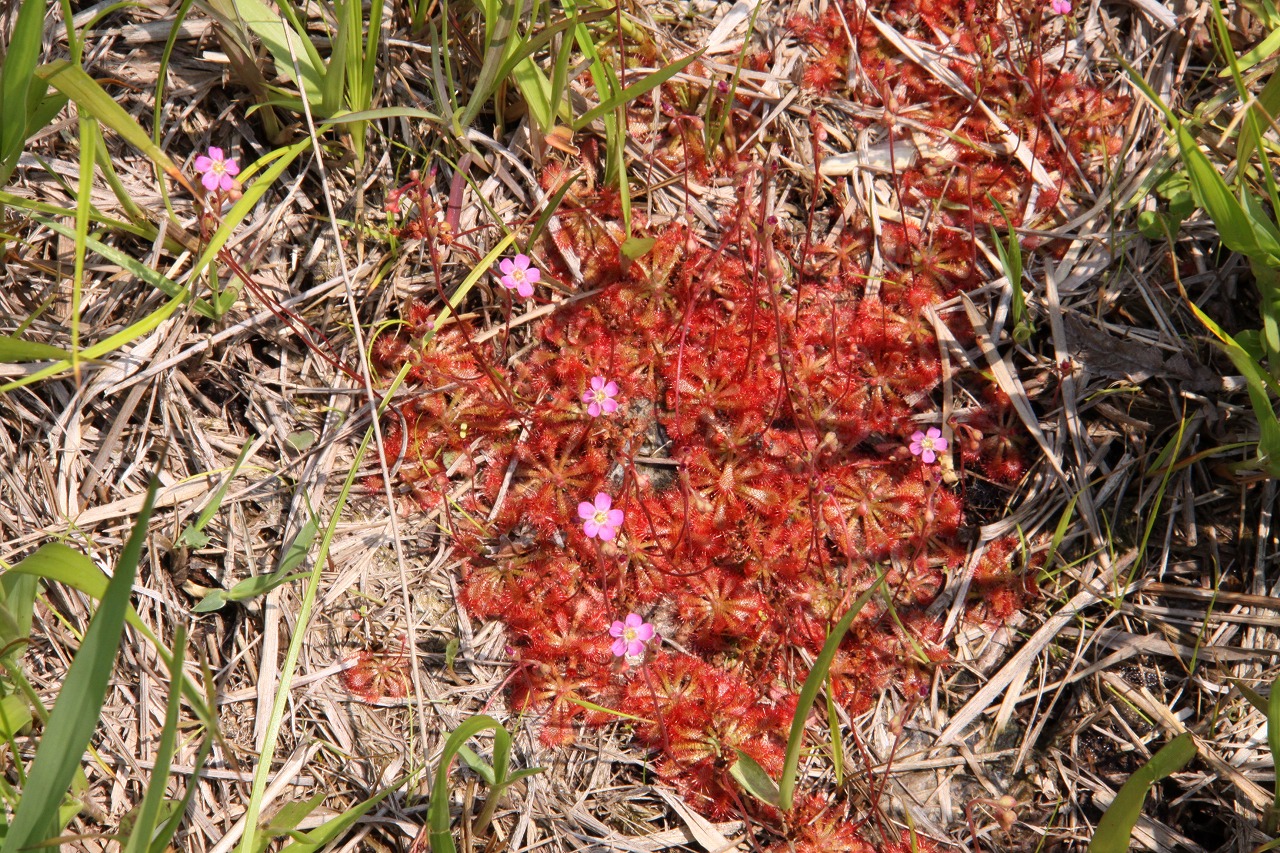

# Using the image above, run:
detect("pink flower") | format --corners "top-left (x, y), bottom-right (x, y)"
top-left (498, 253), bottom-right (540, 298)
top-left (609, 613), bottom-right (656, 658)
top-left (194, 146), bottom-right (240, 192)
top-left (909, 427), bottom-right (949, 464)
top-left (578, 492), bottom-right (624, 540)
top-left (1049, 0), bottom-right (1071, 13)
top-left (582, 376), bottom-right (619, 417)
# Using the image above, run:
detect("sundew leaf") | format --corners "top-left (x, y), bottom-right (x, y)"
top-left (1088, 733), bottom-right (1196, 853)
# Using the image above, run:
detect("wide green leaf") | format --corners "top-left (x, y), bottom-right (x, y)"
top-left (1089, 733), bottom-right (1196, 853)
top-left (0, 336), bottom-right (68, 363)
top-left (0, 0), bottom-right (48, 175)
top-left (0, 478), bottom-right (159, 853)
top-left (729, 750), bottom-right (780, 807)
top-left (1176, 125), bottom-right (1260, 257)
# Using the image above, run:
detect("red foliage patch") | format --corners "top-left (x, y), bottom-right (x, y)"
top-left (363, 0), bottom-right (1125, 846)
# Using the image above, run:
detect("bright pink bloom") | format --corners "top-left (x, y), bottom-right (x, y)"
top-left (194, 146), bottom-right (240, 192)
top-left (1050, 0), bottom-right (1071, 13)
top-left (609, 613), bottom-right (656, 658)
top-left (582, 376), bottom-right (619, 417)
top-left (498, 254), bottom-right (540, 298)
top-left (909, 427), bottom-right (949, 464)
top-left (578, 492), bottom-right (624, 540)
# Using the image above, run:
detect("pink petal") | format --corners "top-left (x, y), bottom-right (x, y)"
top-left (598, 523), bottom-right (618, 541)
top-left (934, 436), bottom-right (949, 451)
top-left (603, 381), bottom-right (618, 396)
top-left (513, 253), bottom-right (530, 269)
top-left (591, 376), bottom-right (605, 391)
top-left (601, 398), bottom-right (618, 414)
top-left (208, 147), bottom-right (224, 161)
top-left (635, 623), bottom-right (655, 641)
top-left (194, 155), bottom-right (213, 172)
top-left (499, 258), bottom-right (515, 275)
top-left (910, 430), bottom-right (925, 443)
top-left (217, 174), bottom-right (236, 192)
top-left (201, 171), bottom-right (220, 191)
top-left (587, 401), bottom-right (602, 417)
top-left (223, 158), bottom-right (240, 176)
top-left (921, 449), bottom-right (937, 464)
top-left (578, 501), bottom-right (596, 520)
top-left (909, 442), bottom-right (922, 455)
top-left (594, 493), bottom-right (612, 512)
top-left (583, 519), bottom-right (601, 538)
top-left (625, 613), bottom-right (643, 628)
top-left (611, 638), bottom-right (628, 657)
top-left (609, 621), bottom-right (625, 637)
top-left (625, 639), bottom-right (645, 656)
top-left (517, 280), bottom-right (534, 298)
top-left (524, 267), bottom-right (540, 284)
top-left (926, 427), bottom-right (942, 440)
top-left (605, 509), bottom-right (624, 527)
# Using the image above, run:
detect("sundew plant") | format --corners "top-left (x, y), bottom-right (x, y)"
top-left (359, 0), bottom-right (1131, 845)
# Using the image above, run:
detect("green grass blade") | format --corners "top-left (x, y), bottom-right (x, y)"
top-left (35, 61), bottom-right (197, 197)
top-left (71, 114), bottom-right (96, 378)
top-left (179, 440), bottom-right (258, 546)
top-left (459, 0), bottom-right (524, 131)
top-left (225, 0), bottom-right (324, 104)
top-left (34, 216), bottom-right (216, 319)
top-left (1237, 70), bottom-right (1280, 162)
top-left (277, 781), bottom-right (403, 852)
top-left (1088, 733), bottom-right (1196, 853)
top-left (1185, 298), bottom-right (1280, 472)
top-left (1268, 673), bottom-right (1280, 832)
top-left (121, 624), bottom-right (188, 853)
top-left (1175, 125), bottom-right (1264, 257)
top-left (148, 736), bottom-right (212, 853)
top-left (571, 49), bottom-right (704, 132)
top-left (0, 336), bottom-right (69, 363)
top-left (0, 0), bottom-right (48, 177)
top-left (774, 572), bottom-right (886, 811)
top-left (429, 714), bottom-right (508, 853)
top-left (4, 542), bottom-right (219, 737)
top-left (193, 516), bottom-right (318, 612)
top-left (0, 477), bottom-right (160, 853)
top-left (0, 289), bottom-right (189, 394)
top-left (824, 677), bottom-right (844, 785)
